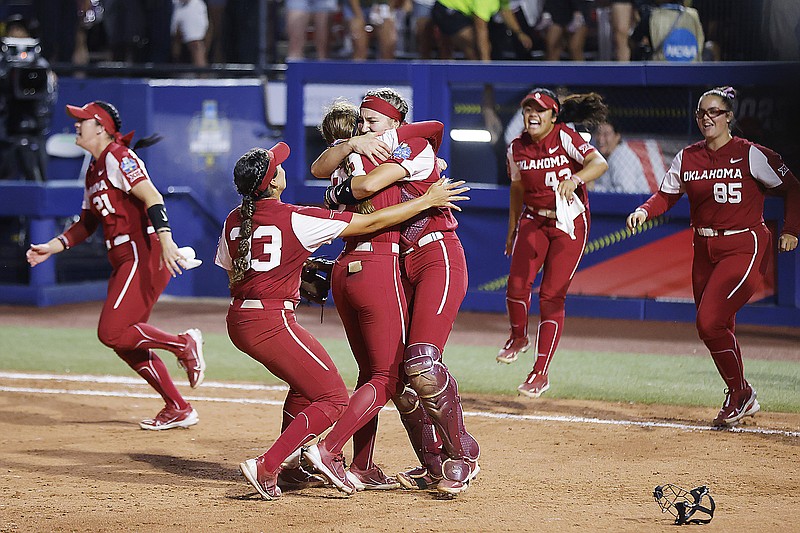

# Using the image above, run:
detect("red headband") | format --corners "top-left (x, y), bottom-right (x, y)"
top-left (254, 142), bottom-right (290, 196)
top-left (66, 102), bottom-right (135, 147)
top-left (360, 95), bottom-right (404, 122)
top-left (520, 92), bottom-right (559, 114)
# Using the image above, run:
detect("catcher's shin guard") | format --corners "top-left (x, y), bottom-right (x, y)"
top-left (404, 343), bottom-right (473, 462)
top-left (393, 386), bottom-right (444, 478)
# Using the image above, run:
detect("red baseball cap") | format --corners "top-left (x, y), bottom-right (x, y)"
top-left (66, 102), bottom-right (118, 134)
top-left (255, 141), bottom-right (290, 195)
top-left (520, 91), bottom-right (560, 114)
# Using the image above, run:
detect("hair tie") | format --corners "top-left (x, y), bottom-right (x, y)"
top-left (722, 87), bottom-right (735, 99)
top-left (115, 130), bottom-right (135, 147)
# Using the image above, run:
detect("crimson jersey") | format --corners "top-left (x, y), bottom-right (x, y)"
top-left (81, 142), bottom-right (152, 241)
top-left (506, 124), bottom-right (597, 212)
top-left (641, 137), bottom-right (800, 235)
top-left (341, 127), bottom-right (439, 246)
top-left (215, 200), bottom-right (353, 301)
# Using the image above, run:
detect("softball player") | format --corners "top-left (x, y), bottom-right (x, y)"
top-left (26, 100), bottom-right (206, 430)
top-left (627, 86), bottom-right (800, 427)
top-left (497, 89), bottom-right (608, 399)
top-left (217, 143), bottom-right (467, 500)
top-left (305, 102), bottom-right (448, 494)
top-left (317, 89), bottom-right (479, 496)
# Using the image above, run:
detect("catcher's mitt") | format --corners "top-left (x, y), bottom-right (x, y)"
top-left (300, 257), bottom-right (335, 305)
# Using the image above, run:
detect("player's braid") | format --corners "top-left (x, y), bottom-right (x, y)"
top-left (230, 148), bottom-right (276, 287)
top-left (558, 92), bottom-right (608, 127)
top-left (364, 88), bottom-right (409, 121)
top-left (230, 196), bottom-right (255, 287)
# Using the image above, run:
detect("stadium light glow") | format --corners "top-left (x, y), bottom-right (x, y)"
top-left (450, 129), bottom-right (492, 143)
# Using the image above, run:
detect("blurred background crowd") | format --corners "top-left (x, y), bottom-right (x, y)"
top-left (1, 0), bottom-right (798, 68)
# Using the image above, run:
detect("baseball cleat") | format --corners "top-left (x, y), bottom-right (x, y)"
top-left (497, 336), bottom-right (530, 364)
top-left (397, 466), bottom-right (442, 490)
top-left (139, 404), bottom-right (198, 430)
top-left (347, 465), bottom-right (400, 490)
top-left (517, 372), bottom-right (550, 398)
top-left (277, 466), bottom-right (326, 490)
top-left (240, 457), bottom-right (281, 500)
top-left (304, 443), bottom-right (356, 495)
top-left (178, 328), bottom-right (206, 388)
top-left (712, 385), bottom-right (760, 427)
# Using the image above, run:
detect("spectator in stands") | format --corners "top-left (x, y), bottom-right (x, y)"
top-left (344, 0), bottom-right (397, 60)
top-left (410, 0), bottom-right (437, 59)
top-left (205, 0), bottom-right (227, 63)
top-left (761, 0), bottom-right (800, 61)
top-left (541, 0), bottom-right (590, 60)
top-left (104, 0), bottom-right (173, 63)
top-left (286, 0), bottom-right (338, 60)
top-left (489, 0), bottom-right (540, 60)
top-left (630, 0), bottom-right (704, 62)
top-left (609, 0), bottom-right (635, 61)
top-left (172, 0), bottom-right (209, 66)
top-left (432, 0), bottom-right (530, 60)
top-left (592, 120), bottom-right (658, 193)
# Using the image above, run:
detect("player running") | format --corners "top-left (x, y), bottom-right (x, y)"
top-left (627, 86), bottom-right (800, 427)
top-left (26, 100), bottom-right (206, 430)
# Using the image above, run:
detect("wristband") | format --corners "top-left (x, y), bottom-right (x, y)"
top-left (56, 234), bottom-right (70, 250)
top-left (570, 175), bottom-right (584, 186)
top-left (326, 177), bottom-right (359, 206)
top-left (146, 203), bottom-right (171, 232)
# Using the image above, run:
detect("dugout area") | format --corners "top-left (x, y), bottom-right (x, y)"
top-left (1, 62), bottom-right (798, 327)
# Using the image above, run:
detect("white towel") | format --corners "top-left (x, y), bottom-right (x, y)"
top-left (177, 246), bottom-right (203, 270)
top-left (555, 193), bottom-right (586, 240)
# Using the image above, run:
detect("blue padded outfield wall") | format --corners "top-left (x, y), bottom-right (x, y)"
top-left (1, 62), bottom-right (798, 327)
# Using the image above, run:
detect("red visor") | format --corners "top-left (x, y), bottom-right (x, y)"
top-left (360, 95), bottom-right (404, 122)
top-left (520, 92), bottom-right (559, 114)
top-left (255, 142), bottom-right (290, 195)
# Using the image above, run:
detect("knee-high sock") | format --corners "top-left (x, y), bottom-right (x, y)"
top-left (532, 316), bottom-right (562, 374)
top-left (121, 349), bottom-right (188, 410)
top-left (115, 323), bottom-right (185, 355)
top-left (260, 404), bottom-right (334, 473)
top-left (506, 296), bottom-right (530, 338)
top-left (705, 332), bottom-right (746, 391)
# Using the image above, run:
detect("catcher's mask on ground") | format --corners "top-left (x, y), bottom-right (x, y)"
top-left (653, 484), bottom-right (715, 525)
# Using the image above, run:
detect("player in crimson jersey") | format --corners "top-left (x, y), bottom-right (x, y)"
top-left (497, 89), bottom-right (609, 399)
top-left (26, 101), bottom-right (206, 431)
top-left (216, 143), bottom-right (467, 500)
top-left (305, 100), bottom-right (449, 494)
top-left (627, 86), bottom-right (800, 427)
top-left (313, 88), bottom-right (479, 496)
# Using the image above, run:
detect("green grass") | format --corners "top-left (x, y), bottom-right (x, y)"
top-left (2, 325), bottom-right (798, 413)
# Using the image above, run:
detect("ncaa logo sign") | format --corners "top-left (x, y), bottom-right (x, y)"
top-left (663, 28), bottom-right (698, 62)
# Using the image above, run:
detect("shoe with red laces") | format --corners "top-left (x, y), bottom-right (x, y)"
top-left (517, 372), bottom-right (550, 398)
top-left (397, 466), bottom-right (442, 490)
top-left (497, 336), bottom-right (530, 364)
top-left (712, 385), bottom-right (760, 427)
top-left (303, 443), bottom-right (356, 495)
top-left (240, 457), bottom-right (281, 500)
top-left (139, 404), bottom-right (198, 430)
top-left (347, 465), bottom-right (400, 490)
top-left (277, 466), bottom-right (326, 490)
top-left (437, 458), bottom-right (480, 496)
top-left (177, 329), bottom-right (205, 388)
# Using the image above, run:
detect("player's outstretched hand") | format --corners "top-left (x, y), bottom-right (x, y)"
top-left (626, 209), bottom-right (647, 232)
top-left (422, 178), bottom-right (470, 211)
top-left (778, 233), bottom-right (798, 252)
top-left (26, 243), bottom-right (56, 267)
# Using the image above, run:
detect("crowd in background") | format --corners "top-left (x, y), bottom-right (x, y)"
top-left (1, 0), bottom-right (798, 66)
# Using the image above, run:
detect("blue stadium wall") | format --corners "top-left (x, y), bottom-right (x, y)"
top-left (1, 62), bottom-right (798, 327)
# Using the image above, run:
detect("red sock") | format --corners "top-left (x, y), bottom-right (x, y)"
top-left (351, 414), bottom-right (379, 471)
top-left (532, 313), bottom-right (563, 374)
top-left (506, 296), bottom-right (530, 338)
top-left (282, 389), bottom-right (311, 431)
top-left (323, 382), bottom-right (388, 456)
top-left (124, 350), bottom-right (188, 410)
top-left (116, 323), bottom-right (185, 355)
top-left (261, 404), bottom-right (334, 473)
top-left (705, 333), bottom-right (746, 391)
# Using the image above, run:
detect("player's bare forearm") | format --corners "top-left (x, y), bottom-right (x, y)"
top-left (311, 142), bottom-right (353, 178)
top-left (351, 163), bottom-right (406, 198)
top-left (341, 179), bottom-right (469, 236)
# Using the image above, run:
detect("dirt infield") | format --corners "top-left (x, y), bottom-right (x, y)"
top-left (1, 300), bottom-right (799, 532)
